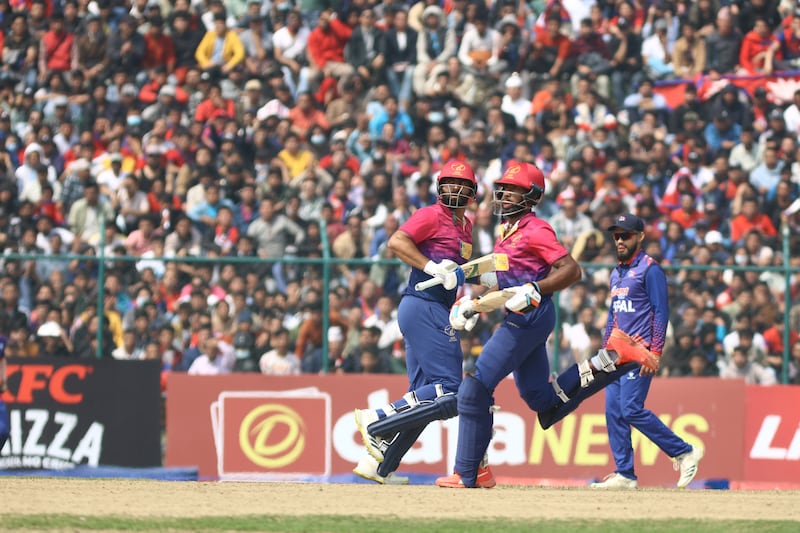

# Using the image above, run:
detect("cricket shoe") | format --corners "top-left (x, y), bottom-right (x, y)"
top-left (353, 455), bottom-right (409, 485)
top-left (436, 465), bottom-right (496, 489)
top-left (590, 473), bottom-right (638, 489)
top-left (674, 446), bottom-right (704, 488)
top-left (354, 408), bottom-right (388, 462)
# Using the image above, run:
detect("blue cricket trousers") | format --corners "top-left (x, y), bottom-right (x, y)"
top-left (397, 295), bottom-right (463, 399)
top-left (605, 369), bottom-right (692, 480)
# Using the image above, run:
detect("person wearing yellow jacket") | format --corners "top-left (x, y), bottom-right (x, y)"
top-left (195, 12), bottom-right (245, 75)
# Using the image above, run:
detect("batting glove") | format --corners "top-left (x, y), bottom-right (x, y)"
top-left (479, 272), bottom-right (498, 288)
top-left (449, 296), bottom-right (479, 331)
top-left (504, 282), bottom-right (542, 314)
top-left (424, 259), bottom-right (466, 291)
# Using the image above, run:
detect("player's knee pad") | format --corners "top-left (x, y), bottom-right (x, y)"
top-left (368, 391), bottom-right (458, 437)
top-left (457, 374), bottom-right (493, 417)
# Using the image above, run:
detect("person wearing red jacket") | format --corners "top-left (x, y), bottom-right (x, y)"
top-left (142, 15), bottom-right (176, 72)
top-left (38, 11), bottom-right (74, 81)
top-left (730, 196), bottom-right (778, 244)
top-left (307, 9), bottom-right (354, 86)
top-left (739, 17), bottom-right (782, 74)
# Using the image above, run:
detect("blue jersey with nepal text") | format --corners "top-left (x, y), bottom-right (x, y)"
top-left (400, 203), bottom-right (473, 307)
top-left (493, 212), bottom-right (569, 299)
top-left (604, 250), bottom-right (669, 356)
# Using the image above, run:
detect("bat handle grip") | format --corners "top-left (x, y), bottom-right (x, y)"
top-left (463, 310), bottom-right (478, 319)
top-left (414, 277), bottom-right (443, 291)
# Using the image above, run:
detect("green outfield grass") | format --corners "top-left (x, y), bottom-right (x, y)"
top-left (2, 515), bottom-right (797, 532)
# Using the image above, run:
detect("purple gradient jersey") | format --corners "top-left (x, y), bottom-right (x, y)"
top-left (401, 203), bottom-right (473, 307)
top-left (494, 213), bottom-right (569, 295)
top-left (604, 251), bottom-right (670, 356)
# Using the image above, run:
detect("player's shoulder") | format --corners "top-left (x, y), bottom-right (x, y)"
top-left (521, 213), bottom-right (557, 234)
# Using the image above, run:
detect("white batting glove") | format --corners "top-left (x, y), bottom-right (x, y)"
top-left (504, 282), bottom-right (542, 314)
top-left (479, 272), bottom-right (498, 288)
top-left (449, 296), bottom-right (479, 331)
top-left (424, 259), bottom-right (465, 291)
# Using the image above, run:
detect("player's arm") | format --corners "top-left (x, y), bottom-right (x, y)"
top-left (643, 265), bottom-right (669, 375)
top-left (388, 229), bottom-right (430, 270)
top-left (505, 254), bottom-right (582, 313)
top-left (536, 253), bottom-right (582, 295)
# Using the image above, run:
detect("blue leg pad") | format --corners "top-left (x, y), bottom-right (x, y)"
top-left (538, 363), bottom-right (639, 430)
top-left (377, 426), bottom-right (425, 478)
top-left (368, 393), bottom-right (458, 438)
top-left (0, 402), bottom-right (9, 451)
top-left (454, 375), bottom-right (494, 487)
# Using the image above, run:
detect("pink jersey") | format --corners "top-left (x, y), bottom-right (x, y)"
top-left (400, 203), bottom-right (473, 305)
top-left (494, 213), bottom-right (568, 290)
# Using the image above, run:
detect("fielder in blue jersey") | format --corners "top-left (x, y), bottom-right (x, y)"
top-left (590, 213), bottom-right (704, 489)
top-left (0, 335), bottom-right (9, 451)
top-left (352, 159), bottom-right (498, 485)
top-left (437, 164), bottom-right (658, 489)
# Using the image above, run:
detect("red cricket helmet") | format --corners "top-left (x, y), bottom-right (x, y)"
top-left (437, 159), bottom-right (477, 208)
top-left (493, 161), bottom-right (545, 218)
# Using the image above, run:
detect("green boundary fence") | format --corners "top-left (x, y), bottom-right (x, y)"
top-left (4, 224), bottom-right (797, 382)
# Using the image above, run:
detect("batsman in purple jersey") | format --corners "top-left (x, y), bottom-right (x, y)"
top-left (590, 214), bottom-right (703, 489)
top-left (438, 163), bottom-right (657, 489)
top-left (353, 160), bottom-right (498, 485)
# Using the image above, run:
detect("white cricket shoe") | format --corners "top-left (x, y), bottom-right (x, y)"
top-left (354, 408), bottom-right (386, 462)
top-left (674, 446), bottom-right (704, 488)
top-left (353, 455), bottom-right (409, 485)
top-left (590, 473), bottom-right (638, 489)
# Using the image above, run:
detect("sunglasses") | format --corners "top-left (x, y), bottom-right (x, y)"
top-left (613, 232), bottom-right (636, 241)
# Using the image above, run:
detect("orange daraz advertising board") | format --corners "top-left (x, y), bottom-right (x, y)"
top-left (166, 374), bottom-right (745, 485)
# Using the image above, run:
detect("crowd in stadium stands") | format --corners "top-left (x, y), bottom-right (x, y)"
top-left (1, 0), bottom-right (800, 386)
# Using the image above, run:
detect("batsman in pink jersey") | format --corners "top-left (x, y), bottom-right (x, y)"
top-left (353, 159), bottom-right (496, 486)
top-left (439, 162), bottom-right (656, 488)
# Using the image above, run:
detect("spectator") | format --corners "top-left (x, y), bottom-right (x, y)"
top-left (739, 18), bottom-right (781, 75)
top-left (307, 8), bottom-right (355, 87)
top-left (187, 337), bottom-right (235, 375)
top-left (259, 327), bottom-right (300, 375)
top-left (383, 8), bottom-right (417, 110)
top-left (195, 12), bottom-right (245, 77)
top-left (272, 9), bottom-right (312, 99)
top-left (720, 345), bottom-right (778, 384)
top-left (38, 12), bottom-right (75, 82)
top-left (413, 5), bottom-right (456, 97)
top-left (730, 197), bottom-right (778, 244)
top-left (345, 7), bottom-right (385, 87)
top-left (288, 92), bottom-right (331, 141)
top-left (107, 16), bottom-right (146, 74)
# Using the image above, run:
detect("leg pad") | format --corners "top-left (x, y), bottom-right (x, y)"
top-left (538, 362), bottom-right (639, 430)
top-left (368, 393), bottom-right (458, 437)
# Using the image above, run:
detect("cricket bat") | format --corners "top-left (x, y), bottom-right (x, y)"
top-left (415, 253), bottom-right (509, 291)
top-left (463, 288), bottom-right (519, 317)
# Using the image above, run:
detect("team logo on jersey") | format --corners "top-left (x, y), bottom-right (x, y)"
top-left (610, 287), bottom-right (629, 298)
top-left (444, 325), bottom-right (457, 341)
top-left (460, 241), bottom-right (472, 259)
top-left (612, 299), bottom-right (636, 313)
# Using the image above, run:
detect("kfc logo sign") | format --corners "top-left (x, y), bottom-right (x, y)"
top-left (2, 364), bottom-right (92, 404)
